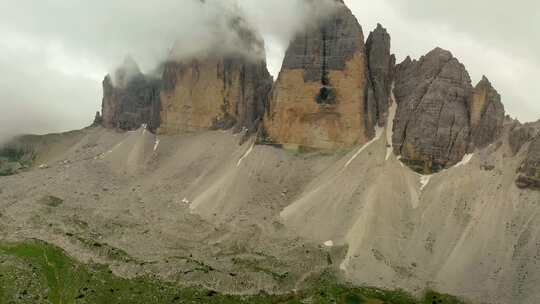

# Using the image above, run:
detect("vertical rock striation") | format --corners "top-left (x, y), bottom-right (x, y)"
top-left (158, 12), bottom-right (273, 136)
top-left (158, 57), bottom-right (272, 135)
top-left (392, 48), bottom-right (507, 173)
top-left (101, 57), bottom-right (161, 131)
top-left (366, 23), bottom-right (395, 126)
top-left (263, 0), bottom-right (376, 150)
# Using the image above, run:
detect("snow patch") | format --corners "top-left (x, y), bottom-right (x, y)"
top-left (237, 142), bottom-right (255, 167)
top-left (386, 83), bottom-right (397, 161)
top-left (455, 153), bottom-right (474, 168)
top-left (324, 240), bottom-right (334, 247)
top-left (419, 175), bottom-right (432, 191)
top-left (153, 138), bottom-right (160, 152)
top-left (345, 127), bottom-right (384, 168)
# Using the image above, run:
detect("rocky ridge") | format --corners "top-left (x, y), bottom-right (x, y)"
top-left (392, 49), bottom-right (506, 173)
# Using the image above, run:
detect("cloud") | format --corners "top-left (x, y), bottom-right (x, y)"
top-left (0, 0), bottom-right (538, 143)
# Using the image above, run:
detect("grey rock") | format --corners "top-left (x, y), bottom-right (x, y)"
top-left (281, 0), bottom-right (363, 83)
top-left (516, 134), bottom-right (540, 190)
top-left (366, 23), bottom-right (395, 125)
top-left (392, 48), bottom-right (473, 173)
top-left (509, 125), bottom-right (536, 156)
top-left (101, 57), bottom-right (161, 131)
top-left (469, 76), bottom-right (505, 149)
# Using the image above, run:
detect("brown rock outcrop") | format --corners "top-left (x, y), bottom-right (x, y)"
top-left (158, 57), bottom-right (272, 135)
top-left (263, 1), bottom-right (376, 150)
top-left (470, 76), bottom-right (505, 149)
top-left (101, 57), bottom-right (161, 131)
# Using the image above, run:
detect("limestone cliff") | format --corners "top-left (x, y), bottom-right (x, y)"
top-left (158, 57), bottom-right (272, 135)
top-left (263, 1), bottom-right (376, 150)
top-left (101, 57), bottom-right (161, 131)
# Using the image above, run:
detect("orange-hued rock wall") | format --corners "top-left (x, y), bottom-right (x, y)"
top-left (158, 57), bottom-right (272, 135)
top-left (263, 2), bottom-right (375, 150)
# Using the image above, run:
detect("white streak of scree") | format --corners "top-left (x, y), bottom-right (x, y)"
top-left (419, 175), bottom-right (432, 191)
top-left (454, 153), bottom-right (474, 168)
top-left (237, 142), bottom-right (255, 167)
top-left (141, 123), bottom-right (148, 135)
top-left (386, 83), bottom-right (397, 160)
top-left (345, 127), bottom-right (383, 168)
top-left (153, 138), bottom-right (160, 152)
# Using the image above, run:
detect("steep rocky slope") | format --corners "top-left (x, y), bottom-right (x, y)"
top-left (1, 124), bottom-right (539, 304)
top-left (263, 1), bottom-right (379, 150)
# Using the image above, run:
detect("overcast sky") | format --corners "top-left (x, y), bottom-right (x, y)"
top-left (0, 0), bottom-right (538, 143)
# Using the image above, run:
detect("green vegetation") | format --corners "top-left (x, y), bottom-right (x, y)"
top-left (0, 145), bottom-right (34, 164)
top-left (0, 144), bottom-right (35, 176)
top-left (0, 240), bottom-right (468, 304)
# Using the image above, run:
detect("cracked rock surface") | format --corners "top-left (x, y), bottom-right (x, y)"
top-left (392, 48), bottom-right (473, 173)
top-left (517, 133), bottom-right (540, 190)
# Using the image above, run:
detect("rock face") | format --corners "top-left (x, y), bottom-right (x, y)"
top-left (366, 24), bottom-right (395, 126)
top-left (392, 49), bottom-right (506, 173)
top-left (510, 125), bottom-right (534, 156)
top-left (158, 57), bottom-right (272, 135)
top-left (101, 57), bottom-right (161, 131)
top-left (263, 1), bottom-right (376, 150)
top-left (470, 76), bottom-right (505, 149)
top-left (516, 134), bottom-right (540, 190)
top-left (392, 48), bottom-right (473, 173)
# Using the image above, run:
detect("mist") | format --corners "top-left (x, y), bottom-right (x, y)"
top-left (0, 0), bottom-right (538, 144)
